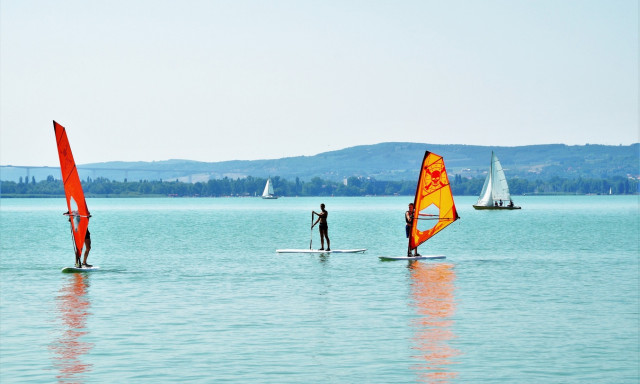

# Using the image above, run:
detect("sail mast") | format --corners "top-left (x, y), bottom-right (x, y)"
top-left (490, 152), bottom-right (512, 203)
top-left (475, 152), bottom-right (493, 206)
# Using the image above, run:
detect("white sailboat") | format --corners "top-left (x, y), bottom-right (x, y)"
top-left (473, 152), bottom-right (521, 210)
top-left (261, 177), bottom-right (278, 199)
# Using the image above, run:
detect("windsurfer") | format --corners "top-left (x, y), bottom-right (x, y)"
top-left (406, 203), bottom-right (420, 257)
top-left (82, 229), bottom-right (92, 268)
top-left (67, 215), bottom-right (92, 268)
top-left (312, 203), bottom-right (330, 251)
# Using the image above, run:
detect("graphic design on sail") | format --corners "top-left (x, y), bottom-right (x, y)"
top-left (409, 151), bottom-right (460, 251)
top-left (54, 121), bottom-right (91, 265)
top-left (473, 151), bottom-right (520, 210)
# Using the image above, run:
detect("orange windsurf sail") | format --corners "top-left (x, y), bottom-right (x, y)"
top-left (409, 151), bottom-right (459, 250)
top-left (54, 121), bottom-right (90, 264)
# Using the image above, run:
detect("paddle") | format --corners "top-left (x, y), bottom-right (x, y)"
top-left (309, 211), bottom-right (315, 249)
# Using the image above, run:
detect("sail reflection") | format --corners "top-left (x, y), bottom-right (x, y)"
top-left (408, 262), bottom-right (459, 383)
top-left (49, 273), bottom-right (93, 383)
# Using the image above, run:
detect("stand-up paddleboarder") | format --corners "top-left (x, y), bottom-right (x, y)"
top-left (312, 203), bottom-right (330, 251)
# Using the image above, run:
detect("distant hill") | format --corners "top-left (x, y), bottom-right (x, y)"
top-left (2, 142), bottom-right (638, 183)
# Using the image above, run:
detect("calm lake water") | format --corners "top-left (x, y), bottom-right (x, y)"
top-left (1, 195), bottom-right (638, 383)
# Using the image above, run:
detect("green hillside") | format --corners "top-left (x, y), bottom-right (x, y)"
top-left (2, 142), bottom-right (638, 183)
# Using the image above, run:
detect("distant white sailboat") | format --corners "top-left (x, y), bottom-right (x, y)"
top-left (262, 178), bottom-right (278, 199)
top-left (473, 152), bottom-right (521, 210)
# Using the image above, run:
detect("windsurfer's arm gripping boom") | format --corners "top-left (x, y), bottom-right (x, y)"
top-left (63, 212), bottom-right (92, 218)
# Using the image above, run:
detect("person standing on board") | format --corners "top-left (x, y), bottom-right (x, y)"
top-left (406, 203), bottom-right (420, 257)
top-left (82, 229), bottom-right (92, 268)
top-left (312, 203), bottom-right (330, 251)
top-left (68, 214), bottom-right (92, 268)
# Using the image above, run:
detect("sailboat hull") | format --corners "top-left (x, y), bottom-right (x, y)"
top-left (473, 205), bottom-right (521, 210)
top-left (261, 195), bottom-right (278, 199)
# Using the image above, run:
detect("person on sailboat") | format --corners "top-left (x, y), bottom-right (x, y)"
top-left (312, 203), bottom-right (330, 251)
top-left (405, 203), bottom-right (420, 257)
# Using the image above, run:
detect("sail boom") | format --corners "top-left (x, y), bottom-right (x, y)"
top-left (63, 213), bottom-right (92, 218)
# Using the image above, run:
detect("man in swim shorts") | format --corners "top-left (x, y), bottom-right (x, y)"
top-left (405, 203), bottom-right (420, 257)
top-left (312, 203), bottom-right (330, 251)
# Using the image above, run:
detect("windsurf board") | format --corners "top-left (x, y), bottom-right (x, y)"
top-left (61, 266), bottom-right (100, 273)
top-left (378, 255), bottom-right (445, 261)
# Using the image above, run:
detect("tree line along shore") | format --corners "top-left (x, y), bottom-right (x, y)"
top-left (1, 174), bottom-right (637, 198)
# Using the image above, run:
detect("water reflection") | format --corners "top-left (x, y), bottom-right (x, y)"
top-left (49, 273), bottom-right (93, 383)
top-left (408, 261), bottom-right (459, 383)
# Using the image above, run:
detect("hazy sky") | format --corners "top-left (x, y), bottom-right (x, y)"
top-left (1, 0), bottom-right (638, 166)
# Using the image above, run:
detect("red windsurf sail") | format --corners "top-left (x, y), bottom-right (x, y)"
top-left (409, 151), bottom-right (459, 250)
top-left (54, 121), bottom-right (90, 264)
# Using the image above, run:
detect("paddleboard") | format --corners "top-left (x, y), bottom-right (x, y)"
top-left (61, 266), bottom-right (100, 273)
top-left (276, 249), bottom-right (367, 254)
top-left (378, 255), bottom-right (445, 261)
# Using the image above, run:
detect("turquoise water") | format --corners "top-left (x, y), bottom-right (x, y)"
top-left (1, 196), bottom-right (638, 383)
